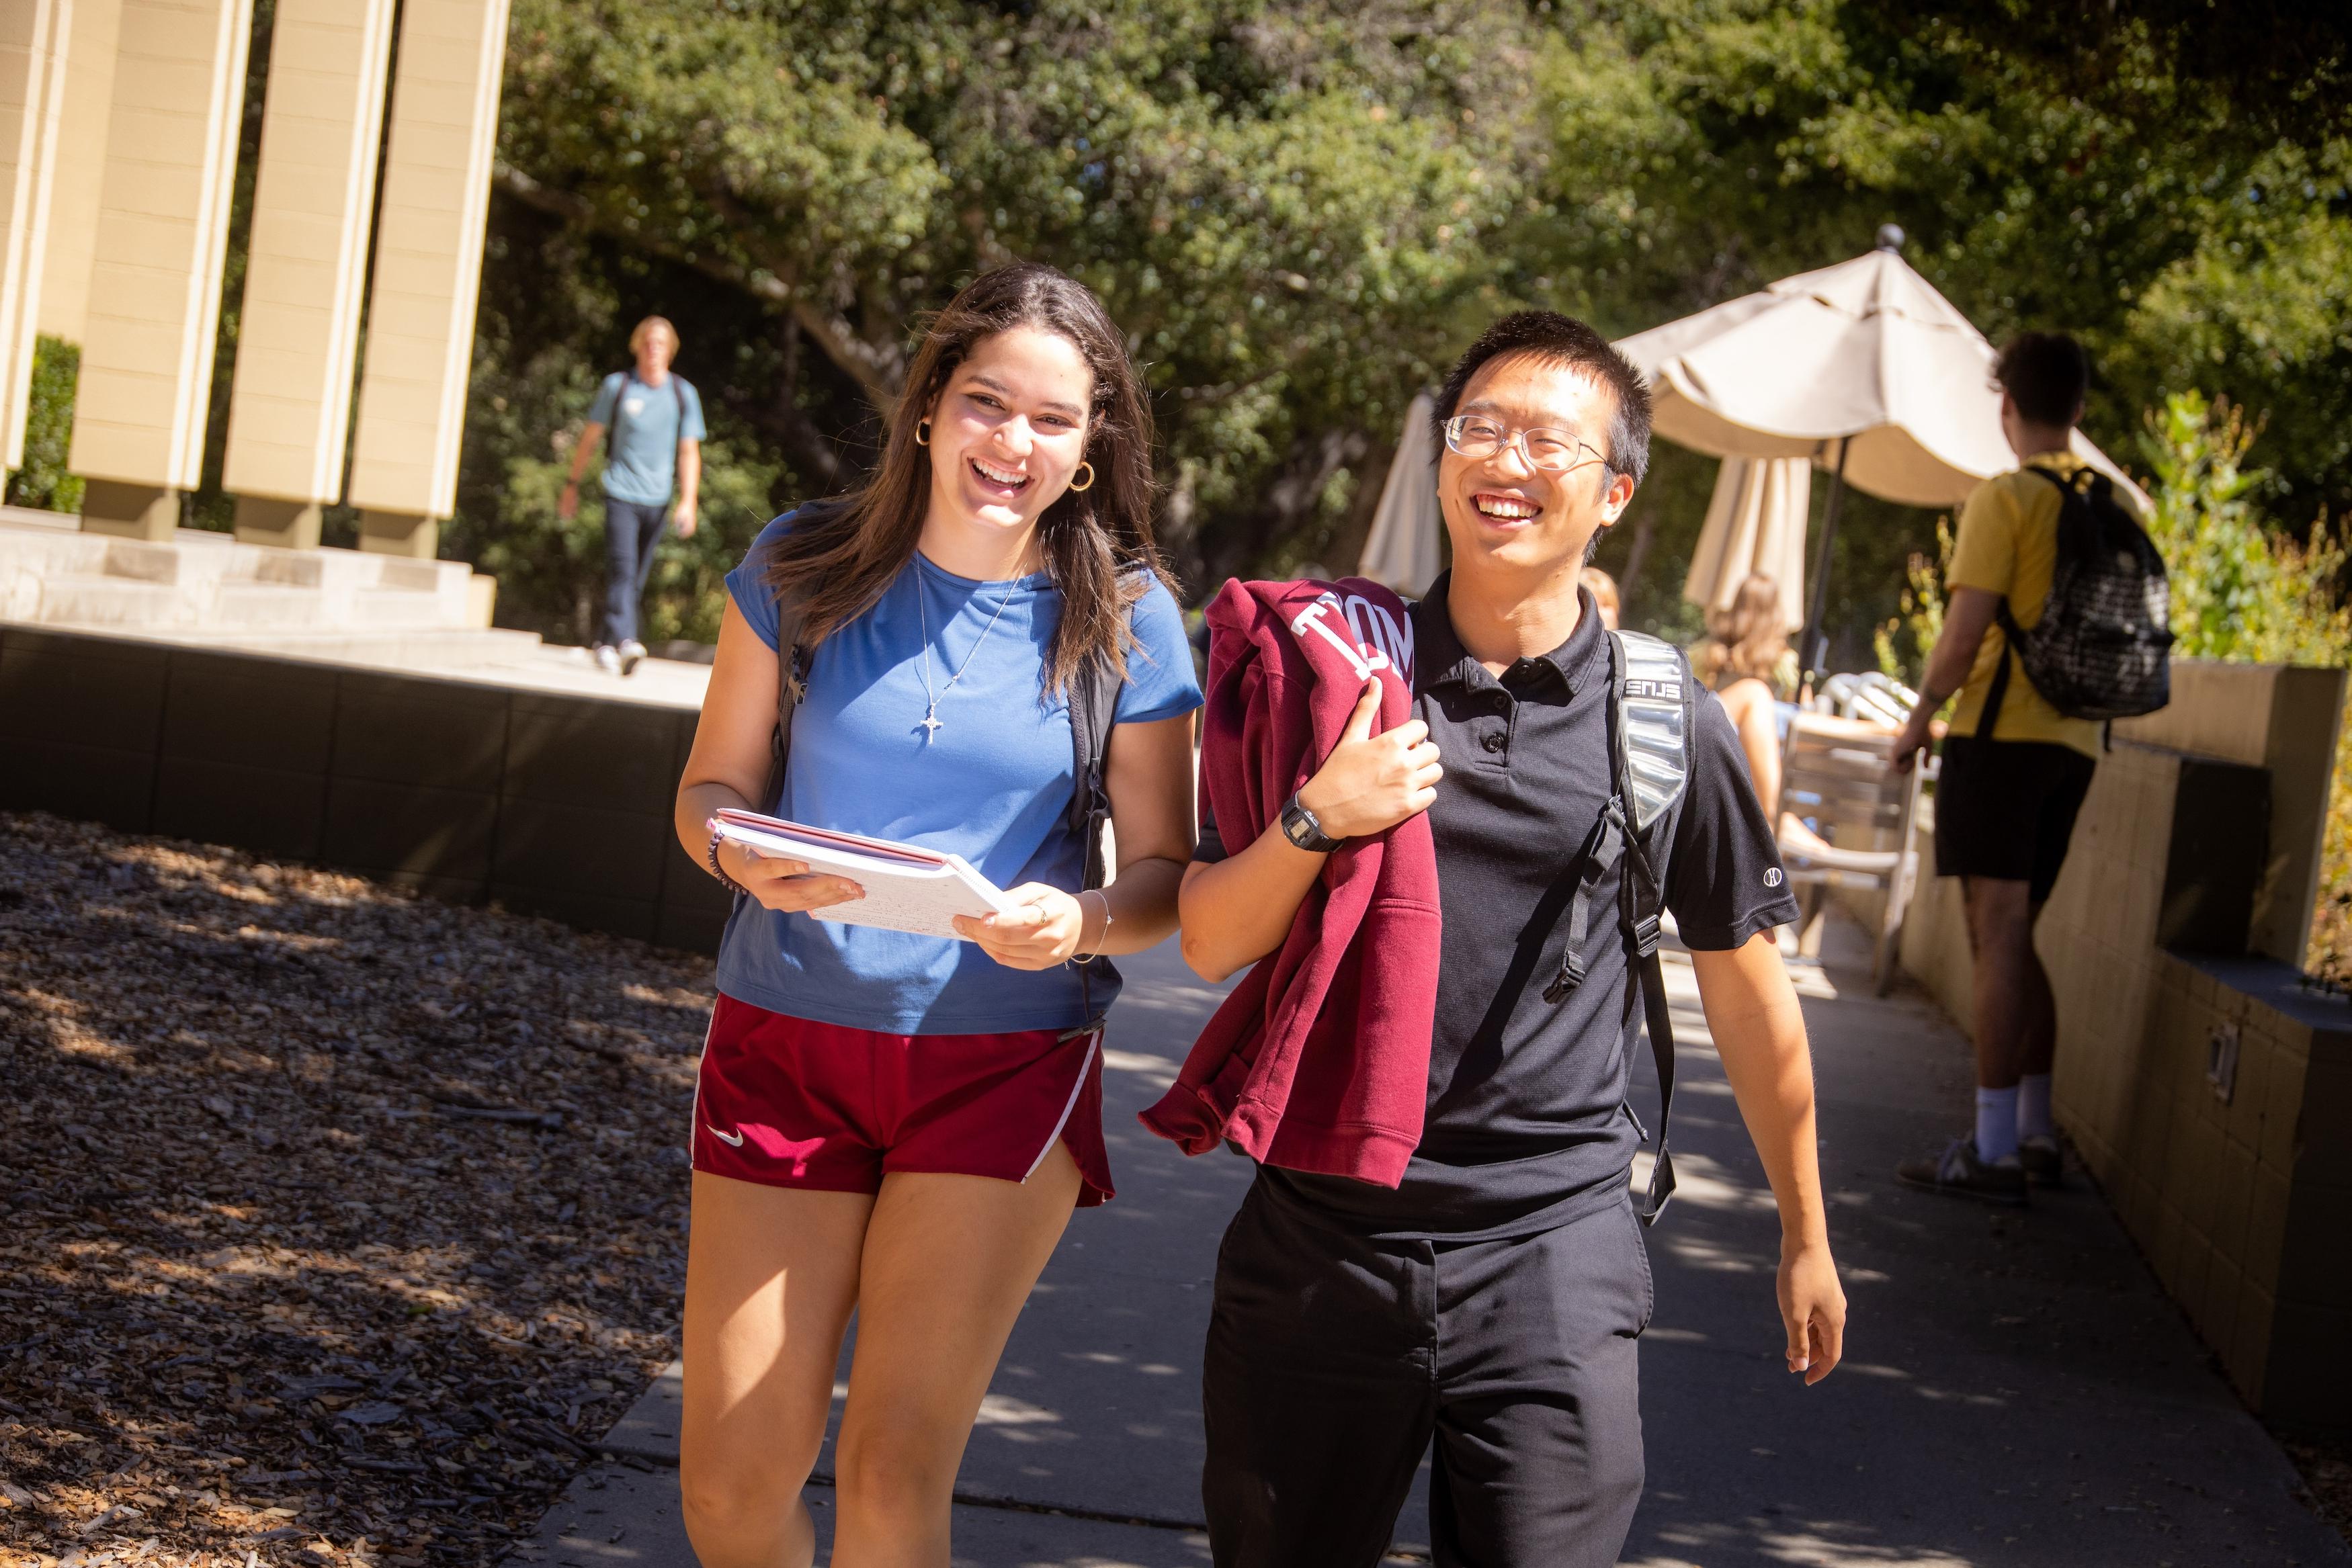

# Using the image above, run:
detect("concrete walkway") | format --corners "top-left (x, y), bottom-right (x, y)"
top-left (519, 922), bottom-right (2349, 1567)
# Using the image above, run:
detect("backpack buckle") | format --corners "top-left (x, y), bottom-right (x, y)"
top-left (1543, 949), bottom-right (1588, 1004)
top-left (1630, 912), bottom-right (1661, 957)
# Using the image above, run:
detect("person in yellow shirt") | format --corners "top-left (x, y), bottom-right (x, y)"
top-left (1889, 332), bottom-right (2133, 1205)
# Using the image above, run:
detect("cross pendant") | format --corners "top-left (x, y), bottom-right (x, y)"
top-left (919, 709), bottom-right (943, 742)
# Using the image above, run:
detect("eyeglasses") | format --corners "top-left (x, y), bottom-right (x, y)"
top-left (1441, 415), bottom-right (1607, 475)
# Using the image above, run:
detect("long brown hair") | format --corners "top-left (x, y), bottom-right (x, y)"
top-left (1697, 573), bottom-right (1791, 689)
top-left (761, 263), bottom-right (1167, 695)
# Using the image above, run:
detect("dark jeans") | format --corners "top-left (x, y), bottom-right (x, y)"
top-left (1202, 1176), bottom-right (1651, 1568)
top-left (601, 498), bottom-right (670, 648)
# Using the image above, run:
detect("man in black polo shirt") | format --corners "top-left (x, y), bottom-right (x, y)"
top-left (1178, 313), bottom-right (1846, 1567)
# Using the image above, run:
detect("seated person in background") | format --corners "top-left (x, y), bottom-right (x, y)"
top-left (1690, 574), bottom-right (1820, 851)
top-left (1579, 564), bottom-right (1620, 629)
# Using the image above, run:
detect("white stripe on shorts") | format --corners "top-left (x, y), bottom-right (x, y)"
top-left (1023, 1031), bottom-right (1100, 1182)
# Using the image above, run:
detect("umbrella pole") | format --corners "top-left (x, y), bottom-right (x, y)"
top-left (1800, 437), bottom-right (1850, 683)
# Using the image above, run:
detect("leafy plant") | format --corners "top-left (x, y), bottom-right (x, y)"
top-left (1874, 515), bottom-right (1953, 693)
top-left (2140, 390), bottom-right (2352, 982)
top-left (4, 336), bottom-right (84, 515)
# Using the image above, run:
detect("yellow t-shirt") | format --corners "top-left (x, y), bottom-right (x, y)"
top-left (1944, 452), bottom-right (2130, 758)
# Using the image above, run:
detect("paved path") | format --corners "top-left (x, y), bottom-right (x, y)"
top-left (520, 924), bottom-right (2349, 1567)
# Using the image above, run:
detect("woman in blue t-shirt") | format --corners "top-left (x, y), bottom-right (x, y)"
top-left (669, 263), bottom-right (1202, 1567)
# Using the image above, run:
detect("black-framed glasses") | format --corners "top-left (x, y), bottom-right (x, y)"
top-left (1441, 415), bottom-right (1607, 475)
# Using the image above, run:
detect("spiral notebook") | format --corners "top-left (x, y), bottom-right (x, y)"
top-left (711, 809), bottom-right (1015, 940)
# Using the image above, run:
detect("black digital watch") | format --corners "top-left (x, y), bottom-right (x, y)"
top-left (1279, 793), bottom-right (1343, 853)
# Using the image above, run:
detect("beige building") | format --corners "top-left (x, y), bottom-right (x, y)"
top-left (0, 0), bottom-right (511, 560)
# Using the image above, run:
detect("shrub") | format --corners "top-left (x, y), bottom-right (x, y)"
top-left (2142, 391), bottom-right (2352, 983)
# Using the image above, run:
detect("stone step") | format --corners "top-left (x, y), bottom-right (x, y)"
top-left (203, 626), bottom-right (547, 669)
top-left (0, 511), bottom-right (497, 634)
top-left (32, 574), bottom-right (198, 629)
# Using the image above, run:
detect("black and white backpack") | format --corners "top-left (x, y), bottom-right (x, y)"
top-left (1980, 466), bottom-right (2173, 734)
top-left (1545, 629), bottom-right (1695, 1227)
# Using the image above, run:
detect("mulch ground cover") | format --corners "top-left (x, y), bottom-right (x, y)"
top-left (0, 812), bottom-right (712, 1568)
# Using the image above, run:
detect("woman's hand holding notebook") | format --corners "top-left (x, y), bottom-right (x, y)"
top-left (711, 810), bottom-right (1015, 941)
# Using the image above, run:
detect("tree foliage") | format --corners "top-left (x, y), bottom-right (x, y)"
top-left (464, 0), bottom-right (2351, 660)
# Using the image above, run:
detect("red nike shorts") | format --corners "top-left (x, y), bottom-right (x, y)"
top-left (690, 994), bottom-right (1113, 1207)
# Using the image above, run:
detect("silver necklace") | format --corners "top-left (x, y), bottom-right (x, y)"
top-left (913, 563), bottom-right (1014, 742)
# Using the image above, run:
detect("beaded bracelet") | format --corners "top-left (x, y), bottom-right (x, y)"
top-left (706, 831), bottom-right (750, 898)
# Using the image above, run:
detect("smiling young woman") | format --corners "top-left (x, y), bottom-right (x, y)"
top-left (667, 263), bottom-right (1202, 1568)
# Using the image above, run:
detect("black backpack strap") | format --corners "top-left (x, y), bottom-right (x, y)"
top-left (1060, 572), bottom-right (1144, 1041)
top-left (1977, 603), bottom-right (2019, 739)
top-left (760, 594), bottom-right (810, 818)
top-left (1547, 630), bottom-right (1692, 1226)
top-left (1977, 465), bottom-right (2076, 740)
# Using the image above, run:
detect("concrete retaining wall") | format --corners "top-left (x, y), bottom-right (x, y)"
top-left (0, 622), bottom-right (730, 953)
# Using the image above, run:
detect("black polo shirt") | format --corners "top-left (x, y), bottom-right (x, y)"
top-left (1195, 574), bottom-right (1798, 1240)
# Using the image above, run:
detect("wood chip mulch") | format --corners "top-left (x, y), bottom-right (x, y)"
top-left (0, 812), bottom-right (712, 1567)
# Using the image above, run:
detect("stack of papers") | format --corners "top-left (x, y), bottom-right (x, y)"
top-left (711, 810), bottom-right (1014, 941)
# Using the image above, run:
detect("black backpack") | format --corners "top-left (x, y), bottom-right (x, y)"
top-left (1978, 466), bottom-right (2173, 734)
top-left (762, 576), bottom-right (1130, 1039)
top-left (1544, 629), bottom-right (1696, 1227)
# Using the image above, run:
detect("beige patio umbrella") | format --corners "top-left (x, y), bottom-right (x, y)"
top-left (1616, 227), bottom-right (2146, 670)
top-left (1357, 391), bottom-right (1445, 595)
top-left (1683, 455), bottom-right (1811, 634)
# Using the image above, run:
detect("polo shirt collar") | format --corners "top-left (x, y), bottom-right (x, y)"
top-left (1417, 571), bottom-right (1610, 698)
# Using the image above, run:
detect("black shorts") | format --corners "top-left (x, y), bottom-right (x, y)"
top-left (1933, 736), bottom-right (2097, 902)
top-left (1202, 1176), bottom-right (1649, 1568)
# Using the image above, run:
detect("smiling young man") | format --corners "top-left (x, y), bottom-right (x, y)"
top-left (1178, 313), bottom-right (1845, 1567)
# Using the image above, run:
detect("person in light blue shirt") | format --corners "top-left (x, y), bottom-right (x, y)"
top-left (668, 264), bottom-right (1201, 1568)
top-left (560, 314), bottom-right (708, 674)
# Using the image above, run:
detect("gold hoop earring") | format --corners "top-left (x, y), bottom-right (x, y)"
top-left (914, 419), bottom-right (930, 447)
top-left (1068, 461), bottom-right (1095, 493)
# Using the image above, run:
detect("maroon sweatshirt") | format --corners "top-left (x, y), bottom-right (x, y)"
top-left (1140, 577), bottom-right (1441, 1186)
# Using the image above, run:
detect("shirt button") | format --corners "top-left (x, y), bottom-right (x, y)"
top-left (1482, 731), bottom-right (1506, 753)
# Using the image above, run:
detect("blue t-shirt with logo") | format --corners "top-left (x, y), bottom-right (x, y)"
top-left (717, 515), bottom-right (1203, 1035)
top-left (589, 372), bottom-right (706, 506)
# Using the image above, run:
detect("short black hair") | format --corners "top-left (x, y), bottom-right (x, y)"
top-left (1432, 311), bottom-right (1653, 489)
top-left (1994, 332), bottom-right (2089, 427)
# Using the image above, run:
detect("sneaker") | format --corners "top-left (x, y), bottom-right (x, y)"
top-left (593, 644), bottom-right (622, 677)
top-left (1896, 1137), bottom-right (2029, 1207)
top-left (2017, 1134), bottom-right (2063, 1188)
top-left (618, 638), bottom-right (648, 676)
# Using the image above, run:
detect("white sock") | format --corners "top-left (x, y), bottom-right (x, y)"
top-left (2018, 1073), bottom-right (2054, 1142)
top-left (1976, 1086), bottom-right (2021, 1162)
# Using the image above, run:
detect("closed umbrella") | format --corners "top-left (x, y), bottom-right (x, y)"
top-left (1617, 228), bottom-right (2146, 673)
top-left (1356, 392), bottom-right (1444, 595)
top-left (1683, 455), bottom-right (1810, 633)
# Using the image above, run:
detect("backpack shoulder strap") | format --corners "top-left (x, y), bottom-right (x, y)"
top-left (1060, 568), bottom-right (1152, 1041)
top-left (760, 594), bottom-right (810, 816)
top-left (1978, 465), bottom-right (2078, 738)
top-left (1541, 629), bottom-right (1695, 1225)
top-left (1611, 629), bottom-right (1693, 834)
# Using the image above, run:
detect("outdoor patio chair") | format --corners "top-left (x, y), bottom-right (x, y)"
top-left (1774, 713), bottom-right (1927, 995)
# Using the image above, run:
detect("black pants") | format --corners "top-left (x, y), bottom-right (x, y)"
top-left (601, 498), bottom-right (670, 648)
top-left (1202, 1177), bottom-right (1650, 1568)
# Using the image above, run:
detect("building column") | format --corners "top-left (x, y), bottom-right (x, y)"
top-left (345, 0), bottom-right (511, 560)
top-left (70, 0), bottom-right (253, 541)
top-left (34, 0), bottom-right (124, 350)
top-left (0, 0), bottom-right (71, 472)
top-left (220, 0), bottom-right (396, 551)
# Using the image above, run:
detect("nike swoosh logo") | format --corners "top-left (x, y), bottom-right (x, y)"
top-left (708, 1126), bottom-right (745, 1147)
